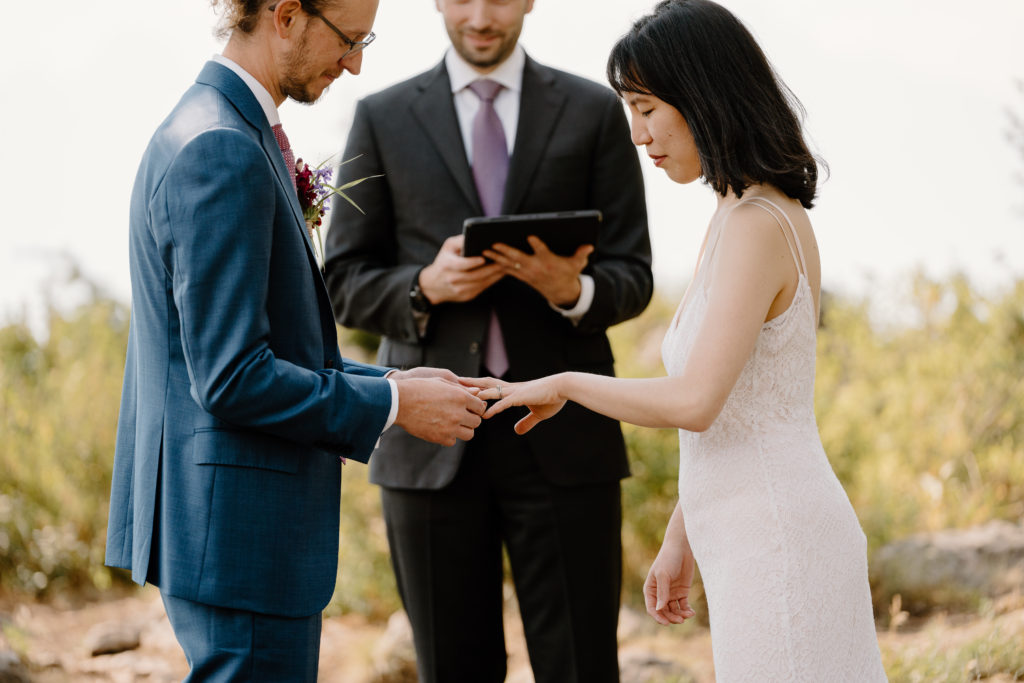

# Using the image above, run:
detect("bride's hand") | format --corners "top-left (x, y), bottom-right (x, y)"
top-left (644, 534), bottom-right (697, 626)
top-left (459, 375), bottom-right (568, 434)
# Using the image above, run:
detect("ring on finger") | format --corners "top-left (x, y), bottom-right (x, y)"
top-left (497, 385), bottom-right (503, 399)
top-left (514, 262), bottom-right (521, 270)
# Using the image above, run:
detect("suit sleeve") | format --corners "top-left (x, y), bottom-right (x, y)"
top-left (154, 128), bottom-right (392, 459)
top-left (324, 99), bottom-right (423, 344)
top-left (577, 92), bottom-right (654, 333)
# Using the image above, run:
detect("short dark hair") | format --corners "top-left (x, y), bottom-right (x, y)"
top-left (210, 0), bottom-right (334, 38)
top-left (607, 0), bottom-right (825, 209)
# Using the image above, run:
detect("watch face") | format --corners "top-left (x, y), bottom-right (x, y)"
top-left (410, 285), bottom-right (430, 313)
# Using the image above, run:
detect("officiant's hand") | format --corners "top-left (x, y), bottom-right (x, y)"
top-left (394, 374), bottom-right (486, 447)
top-left (419, 235), bottom-right (505, 304)
top-left (483, 236), bottom-right (593, 308)
top-left (461, 374), bottom-right (568, 434)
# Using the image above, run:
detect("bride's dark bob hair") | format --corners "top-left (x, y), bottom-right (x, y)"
top-left (607, 0), bottom-right (824, 209)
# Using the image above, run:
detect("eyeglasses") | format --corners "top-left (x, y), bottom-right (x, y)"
top-left (268, 3), bottom-right (376, 59)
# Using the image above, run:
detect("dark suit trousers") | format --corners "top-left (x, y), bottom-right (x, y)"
top-left (160, 592), bottom-right (321, 682)
top-left (381, 408), bottom-right (623, 683)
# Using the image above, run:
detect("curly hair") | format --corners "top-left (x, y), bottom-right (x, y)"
top-left (210, 0), bottom-right (333, 38)
top-left (607, 0), bottom-right (825, 209)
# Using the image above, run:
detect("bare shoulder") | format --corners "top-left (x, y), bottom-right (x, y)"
top-left (718, 198), bottom-right (794, 262)
top-left (713, 189), bottom-right (822, 319)
top-left (731, 191), bottom-right (819, 271)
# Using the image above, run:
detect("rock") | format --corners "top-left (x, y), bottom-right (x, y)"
top-left (0, 649), bottom-right (30, 683)
top-left (370, 610), bottom-right (417, 683)
top-left (619, 649), bottom-right (696, 683)
top-left (84, 621), bottom-right (141, 656)
top-left (871, 519), bottom-right (1024, 615)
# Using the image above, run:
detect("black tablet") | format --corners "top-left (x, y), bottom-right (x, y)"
top-left (461, 210), bottom-right (602, 258)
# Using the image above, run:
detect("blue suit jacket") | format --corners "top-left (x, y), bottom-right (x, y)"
top-left (105, 61), bottom-right (393, 618)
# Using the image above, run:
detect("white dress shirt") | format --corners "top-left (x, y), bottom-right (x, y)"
top-left (444, 47), bottom-right (595, 322)
top-left (212, 54), bottom-right (400, 434)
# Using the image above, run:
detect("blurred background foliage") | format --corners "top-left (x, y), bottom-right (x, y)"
top-left (2, 270), bottom-right (1022, 624)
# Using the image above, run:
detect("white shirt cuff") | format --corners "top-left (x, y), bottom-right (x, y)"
top-left (550, 274), bottom-right (595, 325)
top-left (383, 376), bottom-right (399, 432)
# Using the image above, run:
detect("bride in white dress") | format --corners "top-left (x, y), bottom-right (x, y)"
top-left (466, 1), bottom-right (888, 679)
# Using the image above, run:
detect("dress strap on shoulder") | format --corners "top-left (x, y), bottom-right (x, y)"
top-left (739, 197), bottom-right (808, 276)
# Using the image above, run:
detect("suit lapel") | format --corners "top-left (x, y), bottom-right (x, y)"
top-left (410, 63), bottom-right (483, 214)
top-left (259, 127), bottom-right (317, 257)
top-left (503, 57), bottom-right (568, 214)
top-left (196, 62), bottom-right (316, 259)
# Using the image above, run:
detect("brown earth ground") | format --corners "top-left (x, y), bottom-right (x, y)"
top-left (2, 588), bottom-right (1023, 682)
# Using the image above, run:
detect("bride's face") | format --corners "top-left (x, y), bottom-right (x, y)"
top-left (625, 92), bottom-right (701, 185)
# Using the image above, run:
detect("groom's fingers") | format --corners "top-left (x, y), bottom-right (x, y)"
top-left (467, 394), bottom-right (487, 416)
top-left (457, 375), bottom-right (487, 386)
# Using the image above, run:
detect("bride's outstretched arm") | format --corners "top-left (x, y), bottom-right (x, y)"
top-left (465, 205), bottom-right (800, 433)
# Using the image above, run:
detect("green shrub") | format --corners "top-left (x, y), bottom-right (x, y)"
top-left (2, 271), bottom-right (1022, 623)
top-left (881, 617), bottom-right (1024, 681)
top-left (0, 293), bottom-right (130, 596)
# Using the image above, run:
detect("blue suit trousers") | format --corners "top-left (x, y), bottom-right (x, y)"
top-left (161, 592), bottom-right (321, 682)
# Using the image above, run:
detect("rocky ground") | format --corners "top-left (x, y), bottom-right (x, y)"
top-left (0, 587), bottom-right (709, 683)
top-left (2, 587), bottom-right (1023, 682)
top-left (5, 520), bottom-right (1024, 683)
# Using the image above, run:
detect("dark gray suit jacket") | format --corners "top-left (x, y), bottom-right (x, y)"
top-left (324, 55), bottom-right (652, 490)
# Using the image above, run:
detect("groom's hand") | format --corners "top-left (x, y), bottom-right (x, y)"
top-left (389, 367), bottom-right (462, 384)
top-left (419, 235), bottom-right (505, 304)
top-left (393, 376), bottom-right (486, 446)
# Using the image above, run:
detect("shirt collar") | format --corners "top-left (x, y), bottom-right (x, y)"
top-left (445, 44), bottom-right (525, 96)
top-left (211, 54), bottom-right (281, 128)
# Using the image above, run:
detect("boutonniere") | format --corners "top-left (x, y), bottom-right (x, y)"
top-left (295, 154), bottom-right (381, 264)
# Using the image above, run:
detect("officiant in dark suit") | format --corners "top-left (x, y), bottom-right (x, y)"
top-left (324, 1), bottom-right (651, 680)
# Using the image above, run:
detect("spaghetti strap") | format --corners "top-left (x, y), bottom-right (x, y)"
top-left (740, 197), bottom-right (808, 276)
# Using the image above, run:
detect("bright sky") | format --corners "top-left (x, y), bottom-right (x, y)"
top-left (2, 1), bottom-right (1022, 330)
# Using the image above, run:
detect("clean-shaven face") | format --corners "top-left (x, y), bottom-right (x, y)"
top-left (281, 0), bottom-right (379, 103)
top-left (435, 0), bottom-right (534, 73)
top-left (625, 92), bottom-right (702, 185)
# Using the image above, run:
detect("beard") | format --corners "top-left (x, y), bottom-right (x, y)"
top-left (280, 29), bottom-right (331, 104)
top-left (448, 24), bottom-right (522, 70)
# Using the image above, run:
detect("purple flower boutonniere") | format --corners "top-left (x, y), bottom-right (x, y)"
top-left (294, 154), bottom-right (380, 265)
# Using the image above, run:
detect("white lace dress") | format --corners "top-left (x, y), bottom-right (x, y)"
top-left (661, 197), bottom-right (887, 681)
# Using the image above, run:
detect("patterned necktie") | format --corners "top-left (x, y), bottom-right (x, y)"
top-left (468, 80), bottom-right (510, 378)
top-left (272, 123), bottom-right (297, 191)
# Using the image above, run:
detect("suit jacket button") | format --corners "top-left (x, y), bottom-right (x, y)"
top-left (326, 359), bottom-right (335, 368)
top-left (469, 342), bottom-right (480, 354)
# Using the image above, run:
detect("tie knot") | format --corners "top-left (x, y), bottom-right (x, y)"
top-left (468, 79), bottom-right (503, 103)
top-left (271, 123), bottom-right (291, 154)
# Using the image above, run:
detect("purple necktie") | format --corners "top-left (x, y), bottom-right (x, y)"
top-left (469, 80), bottom-right (510, 378)
top-left (272, 123), bottom-right (297, 191)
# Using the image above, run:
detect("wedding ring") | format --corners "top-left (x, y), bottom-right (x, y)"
top-left (497, 385), bottom-right (503, 399)
top-left (514, 262), bottom-right (521, 270)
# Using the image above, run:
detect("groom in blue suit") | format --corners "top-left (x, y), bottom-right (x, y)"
top-left (105, 0), bottom-right (486, 679)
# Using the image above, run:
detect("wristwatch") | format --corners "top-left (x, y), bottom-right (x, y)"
top-left (409, 270), bottom-right (432, 313)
